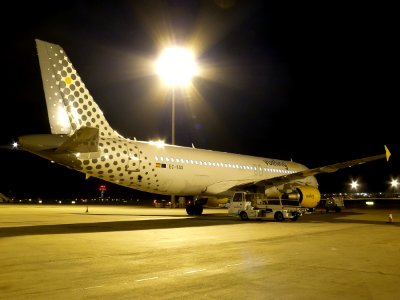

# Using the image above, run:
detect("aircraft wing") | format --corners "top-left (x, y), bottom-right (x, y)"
top-left (238, 146), bottom-right (391, 189)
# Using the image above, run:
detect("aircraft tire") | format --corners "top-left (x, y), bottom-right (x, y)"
top-left (194, 204), bottom-right (203, 215)
top-left (186, 204), bottom-right (195, 215)
top-left (274, 211), bottom-right (284, 222)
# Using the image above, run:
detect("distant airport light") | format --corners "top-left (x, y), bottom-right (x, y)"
top-left (155, 46), bottom-right (198, 87)
top-left (99, 185), bottom-right (107, 199)
top-left (12, 142), bottom-right (18, 148)
top-left (366, 201), bottom-right (374, 206)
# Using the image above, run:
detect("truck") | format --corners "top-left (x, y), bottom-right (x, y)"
top-left (228, 191), bottom-right (305, 222)
top-left (324, 196), bottom-right (345, 212)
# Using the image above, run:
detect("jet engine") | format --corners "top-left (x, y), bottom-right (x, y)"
top-left (287, 186), bottom-right (321, 208)
top-left (267, 185), bottom-right (321, 208)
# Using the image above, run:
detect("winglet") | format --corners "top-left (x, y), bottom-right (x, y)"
top-left (85, 173), bottom-right (91, 180)
top-left (384, 145), bottom-right (391, 161)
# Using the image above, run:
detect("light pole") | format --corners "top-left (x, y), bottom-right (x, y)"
top-left (156, 46), bottom-right (198, 145)
top-left (156, 46), bottom-right (198, 206)
top-left (171, 88), bottom-right (175, 145)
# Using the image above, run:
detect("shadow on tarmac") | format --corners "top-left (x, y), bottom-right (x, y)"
top-left (0, 209), bottom-right (398, 238)
top-left (298, 209), bottom-right (400, 226)
top-left (0, 215), bottom-right (239, 238)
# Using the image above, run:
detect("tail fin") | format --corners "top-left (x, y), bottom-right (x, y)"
top-left (35, 39), bottom-right (120, 138)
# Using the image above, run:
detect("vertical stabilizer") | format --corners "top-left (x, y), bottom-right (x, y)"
top-left (35, 39), bottom-right (120, 138)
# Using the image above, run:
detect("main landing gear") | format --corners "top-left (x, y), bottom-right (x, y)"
top-left (186, 203), bottom-right (203, 215)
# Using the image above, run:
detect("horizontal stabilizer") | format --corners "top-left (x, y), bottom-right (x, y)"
top-left (56, 127), bottom-right (99, 153)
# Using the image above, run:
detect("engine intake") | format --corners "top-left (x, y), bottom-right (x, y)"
top-left (295, 186), bottom-right (321, 208)
top-left (280, 186), bottom-right (321, 208)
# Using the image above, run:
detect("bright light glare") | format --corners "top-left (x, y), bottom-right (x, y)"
top-left (366, 201), bottom-right (374, 206)
top-left (391, 179), bottom-right (399, 188)
top-left (156, 47), bottom-right (198, 87)
top-left (350, 180), bottom-right (359, 190)
top-left (57, 106), bottom-right (70, 130)
top-left (149, 140), bottom-right (165, 148)
top-left (12, 142), bottom-right (18, 149)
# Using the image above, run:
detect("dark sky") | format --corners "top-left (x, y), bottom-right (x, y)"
top-left (1, 0), bottom-right (398, 199)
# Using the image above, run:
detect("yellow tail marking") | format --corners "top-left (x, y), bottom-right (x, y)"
top-left (85, 173), bottom-right (91, 180)
top-left (384, 145), bottom-right (391, 161)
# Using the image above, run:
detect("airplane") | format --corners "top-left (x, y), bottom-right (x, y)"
top-left (16, 39), bottom-right (391, 216)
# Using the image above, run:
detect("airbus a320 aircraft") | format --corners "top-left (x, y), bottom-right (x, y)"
top-left (17, 39), bottom-right (391, 215)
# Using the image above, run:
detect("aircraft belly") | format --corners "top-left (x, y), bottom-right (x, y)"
top-left (154, 175), bottom-right (205, 195)
top-left (151, 169), bottom-right (208, 195)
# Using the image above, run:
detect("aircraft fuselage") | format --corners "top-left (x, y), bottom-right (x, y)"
top-left (19, 134), bottom-right (310, 197)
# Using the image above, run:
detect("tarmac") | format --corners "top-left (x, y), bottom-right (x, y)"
top-left (0, 204), bottom-right (399, 299)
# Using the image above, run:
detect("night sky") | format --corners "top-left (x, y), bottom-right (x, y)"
top-left (1, 1), bottom-right (398, 199)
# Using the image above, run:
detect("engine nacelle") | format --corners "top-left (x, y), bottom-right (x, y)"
top-left (263, 186), bottom-right (321, 208)
top-left (295, 186), bottom-right (321, 208)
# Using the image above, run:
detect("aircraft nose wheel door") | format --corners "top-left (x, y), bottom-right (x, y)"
top-left (126, 145), bottom-right (141, 172)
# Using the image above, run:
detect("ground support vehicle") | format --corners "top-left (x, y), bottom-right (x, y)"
top-left (325, 196), bottom-right (345, 212)
top-left (228, 191), bottom-right (305, 222)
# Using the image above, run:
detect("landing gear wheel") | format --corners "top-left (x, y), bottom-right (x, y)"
top-left (186, 204), bottom-right (204, 216)
top-left (194, 204), bottom-right (203, 215)
top-left (240, 211), bottom-right (249, 221)
top-left (274, 211), bottom-right (284, 222)
top-left (186, 204), bottom-right (195, 215)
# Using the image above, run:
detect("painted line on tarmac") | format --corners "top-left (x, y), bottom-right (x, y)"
top-left (135, 276), bottom-right (159, 282)
top-left (226, 263), bottom-right (243, 267)
top-left (185, 269), bottom-right (206, 274)
top-left (84, 285), bottom-right (104, 289)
